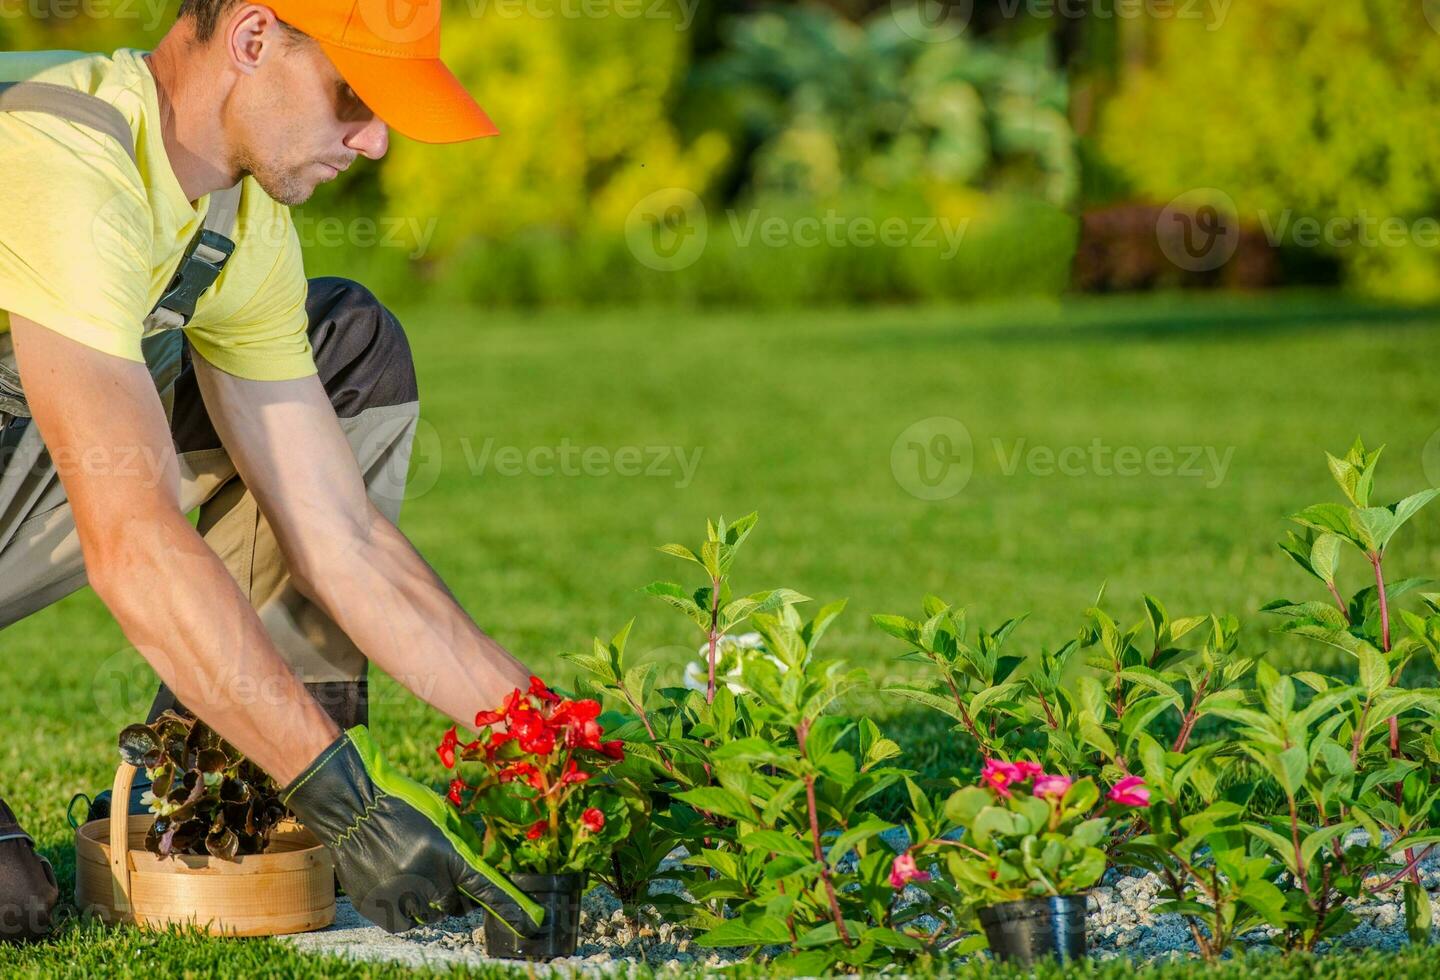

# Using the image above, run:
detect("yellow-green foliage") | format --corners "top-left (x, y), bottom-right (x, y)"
top-left (1097, 0), bottom-right (1440, 299)
top-left (379, 3), bottom-right (730, 256)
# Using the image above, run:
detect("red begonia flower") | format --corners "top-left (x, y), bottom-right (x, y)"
top-left (437, 726), bottom-right (459, 769)
top-left (526, 819), bottom-right (548, 840)
top-left (581, 808), bottom-right (605, 833)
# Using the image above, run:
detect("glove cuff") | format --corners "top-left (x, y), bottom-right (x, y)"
top-left (280, 726), bottom-right (376, 846)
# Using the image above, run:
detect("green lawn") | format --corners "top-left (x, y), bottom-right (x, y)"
top-left (4, 291), bottom-right (1440, 975)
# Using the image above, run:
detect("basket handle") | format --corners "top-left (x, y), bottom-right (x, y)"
top-left (109, 764), bottom-right (136, 914)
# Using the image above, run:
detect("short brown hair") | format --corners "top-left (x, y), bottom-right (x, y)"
top-left (176, 0), bottom-right (241, 42)
top-left (177, 1), bottom-right (308, 44)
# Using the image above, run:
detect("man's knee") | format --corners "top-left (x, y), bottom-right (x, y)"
top-left (305, 278), bottom-right (418, 419)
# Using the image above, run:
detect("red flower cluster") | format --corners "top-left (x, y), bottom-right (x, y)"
top-left (439, 677), bottom-right (626, 809)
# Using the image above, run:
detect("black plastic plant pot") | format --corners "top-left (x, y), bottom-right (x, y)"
top-left (484, 873), bottom-right (585, 961)
top-left (978, 894), bottom-right (1088, 965)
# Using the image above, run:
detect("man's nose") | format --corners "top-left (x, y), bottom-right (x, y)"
top-left (346, 118), bottom-right (389, 161)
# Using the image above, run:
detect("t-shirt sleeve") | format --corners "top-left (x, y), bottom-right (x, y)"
top-left (183, 209), bottom-right (317, 382)
top-left (0, 111), bottom-right (151, 361)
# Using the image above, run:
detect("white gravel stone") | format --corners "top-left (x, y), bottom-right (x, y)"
top-left (281, 831), bottom-right (1440, 968)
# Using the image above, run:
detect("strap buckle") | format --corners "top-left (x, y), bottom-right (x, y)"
top-left (144, 229), bottom-right (236, 332)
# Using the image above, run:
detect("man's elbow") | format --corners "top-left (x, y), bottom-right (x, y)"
top-left (283, 508), bottom-right (383, 608)
top-left (81, 508), bottom-right (199, 615)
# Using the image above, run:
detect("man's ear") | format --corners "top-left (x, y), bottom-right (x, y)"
top-left (222, 4), bottom-right (288, 76)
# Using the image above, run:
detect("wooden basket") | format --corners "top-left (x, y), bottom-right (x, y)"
top-left (74, 764), bottom-right (335, 936)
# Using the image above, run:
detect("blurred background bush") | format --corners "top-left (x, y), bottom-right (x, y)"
top-left (4, 0), bottom-right (1436, 306)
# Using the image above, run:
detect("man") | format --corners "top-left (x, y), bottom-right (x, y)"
top-left (0, 0), bottom-right (545, 941)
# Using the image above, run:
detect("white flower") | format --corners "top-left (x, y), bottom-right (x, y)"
top-left (682, 632), bottom-right (786, 694)
top-left (140, 789), bottom-right (178, 817)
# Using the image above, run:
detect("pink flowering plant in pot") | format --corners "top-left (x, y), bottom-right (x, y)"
top-left (915, 759), bottom-right (1149, 963)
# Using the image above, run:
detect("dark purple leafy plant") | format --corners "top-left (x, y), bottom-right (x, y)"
top-left (117, 710), bottom-right (287, 861)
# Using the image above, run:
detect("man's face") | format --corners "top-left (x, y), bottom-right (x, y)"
top-left (230, 30), bottom-right (388, 206)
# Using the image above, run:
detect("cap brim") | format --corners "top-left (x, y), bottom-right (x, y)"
top-left (318, 41), bottom-right (498, 144)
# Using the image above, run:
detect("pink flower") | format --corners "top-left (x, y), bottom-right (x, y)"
top-left (980, 759), bottom-right (1021, 798)
top-left (1013, 760), bottom-right (1044, 780)
top-left (1034, 774), bottom-right (1074, 799)
top-left (1108, 776), bottom-right (1150, 807)
top-left (889, 852), bottom-right (931, 889)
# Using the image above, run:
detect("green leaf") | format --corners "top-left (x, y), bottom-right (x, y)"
top-left (695, 915), bottom-right (793, 948)
top-left (827, 816), bottom-right (897, 870)
top-left (1244, 822), bottom-right (1301, 876)
top-left (643, 581), bottom-right (709, 627)
top-left (1408, 881), bottom-right (1433, 946)
top-left (674, 786), bottom-right (756, 824)
top-left (1301, 822), bottom-right (1354, 867)
top-left (862, 926), bottom-right (924, 951)
top-left (1290, 503), bottom-right (1361, 545)
top-left (1392, 489), bottom-right (1440, 540)
top-left (657, 543), bottom-right (702, 565)
top-left (1359, 646), bottom-right (1390, 699)
top-left (1277, 746), bottom-right (1309, 796)
top-left (742, 829), bottom-right (813, 859)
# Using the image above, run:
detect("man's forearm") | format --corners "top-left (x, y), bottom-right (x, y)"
top-left (91, 508), bottom-right (338, 784)
top-left (301, 505), bottom-right (531, 730)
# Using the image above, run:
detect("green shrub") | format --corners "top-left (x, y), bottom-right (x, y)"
top-left (1094, 0), bottom-right (1440, 300)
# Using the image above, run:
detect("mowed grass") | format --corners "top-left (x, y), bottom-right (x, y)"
top-left (4, 291), bottom-right (1440, 976)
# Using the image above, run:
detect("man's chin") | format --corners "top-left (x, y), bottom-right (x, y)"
top-left (250, 171), bottom-right (319, 208)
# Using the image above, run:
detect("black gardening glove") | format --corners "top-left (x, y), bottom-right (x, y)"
top-left (281, 726), bottom-right (544, 935)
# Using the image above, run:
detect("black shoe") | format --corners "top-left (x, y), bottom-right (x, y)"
top-left (0, 796), bottom-right (58, 943)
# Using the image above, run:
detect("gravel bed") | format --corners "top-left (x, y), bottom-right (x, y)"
top-left (282, 830), bottom-right (1440, 970)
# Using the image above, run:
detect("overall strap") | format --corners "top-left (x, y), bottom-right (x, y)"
top-left (0, 80), bottom-right (244, 418)
top-left (0, 81), bottom-right (136, 164)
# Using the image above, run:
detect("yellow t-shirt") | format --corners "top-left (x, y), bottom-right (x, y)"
top-left (0, 48), bottom-right (316, 382)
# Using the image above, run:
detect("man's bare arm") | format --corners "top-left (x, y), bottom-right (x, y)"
top-left (9, 315), bottom-right (338, 783)
top-left (190, 352), bottom-right (531, 730)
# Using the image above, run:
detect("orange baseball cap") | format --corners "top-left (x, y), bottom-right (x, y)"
top-left (265, 0), bottom-right (496, 143)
